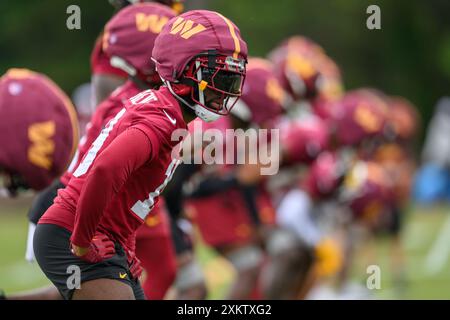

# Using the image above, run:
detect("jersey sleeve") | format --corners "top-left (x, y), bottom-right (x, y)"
top-left (62, 99), bottom-right (118, 184)
top-left (131, 108), bottom-right (178, 153)
top-left (70, 127), bottom-right (155, 247)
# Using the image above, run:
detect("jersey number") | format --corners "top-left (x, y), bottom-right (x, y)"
top-left (131, 159), bottom-right (181, 220)
top-left (73, 108), bottom-right (126, 177)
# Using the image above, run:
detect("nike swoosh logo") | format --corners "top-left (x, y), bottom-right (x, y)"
top-left (119, 272), bottom-right (127, 279)
top-left (163, 110), bottom-right (177, 125)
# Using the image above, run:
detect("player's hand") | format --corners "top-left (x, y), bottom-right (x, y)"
top-left (236, 163), bottom-right (262, 185)
top-left (129, 254), bottom-right (143, 280)
top-left (254, 225), bottom-right (272, 250)
top-left (71, 234), bottom-right (116, 263)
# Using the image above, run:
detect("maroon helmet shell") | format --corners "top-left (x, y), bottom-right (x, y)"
top-left (103, 3), bottom-right (177, 77)
top-left (343, 160), bottom-right (393, 222)
top-left (0, 69), bottom-right (79, 190)
top-left (280, 115), bottom-right (330, 165)
top-left (269, 36), bottom-right (342, 103)
top-left (331, 89), bottom-right (389, 146)
top-left (387, 96), bottom-right (420, 143)
top-left (269, 36), bottom-right (321, 101)
top-left (152, 10), bottom-right (248, 82)
top-left (303, 151), bottom-right (341, 199)
top-left (231, 58), bottom-right (285, 127)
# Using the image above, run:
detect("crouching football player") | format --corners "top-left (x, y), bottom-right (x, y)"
top-left (33, 10), bottom-right (248, 300)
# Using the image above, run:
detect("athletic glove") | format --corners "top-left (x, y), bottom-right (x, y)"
top-left (71, 234), bottom-right (116, 263)
top-left (128, 251), bottom-right (143, 280)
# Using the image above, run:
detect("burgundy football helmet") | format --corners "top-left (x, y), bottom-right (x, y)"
top-left (0, 69), bottom-right (79, 192)
top-left (386, 96), bottom-right (420, 143)
top-left (230, 57), bottom-right (286, 127)
top-left (340, 160), bottom-right (393, 223)
top-left (331, 88), bottom-right (389, 147)
top-left (280, 115), bottom-right (330, 165)
top-left (269, 36), bottom-right (343, 105)
top-left (302, 151), bottom-right (344, 200)
top-left (152, 10), bottom-right (248, 122)
top-left (103, 3), bottom-right (177, 86)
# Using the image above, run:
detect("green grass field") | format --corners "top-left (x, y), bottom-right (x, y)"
top-left (1, 194), bottom-right (449, 299)
top-left (350, 205), bottom-right (450, 299)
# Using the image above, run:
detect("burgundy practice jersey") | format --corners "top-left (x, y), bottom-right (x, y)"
top-left (185, 117), bottom-right (276, 247)
top-left (61, 80), bottom-right (141, 185)
top-left (40, 87), bottom-right (187, 256)
top-left (61, 80), bottom-right (170, 245)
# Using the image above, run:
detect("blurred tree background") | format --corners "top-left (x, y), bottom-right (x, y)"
top-left (0, 0), bottom-right (449, 139)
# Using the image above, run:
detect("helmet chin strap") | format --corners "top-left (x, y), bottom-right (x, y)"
top-left (193, 105), bottom-right (221, 122)
top-left (163, 78), bottom-right (220, 122)
top-left (195, 61), bottom-right (206, 106)
top-left (192, 61), bottom-right (220, 122)
top-left (110, 56), bottom-right (136, 76)
top-left (110, 56), bottom-right (151, 90)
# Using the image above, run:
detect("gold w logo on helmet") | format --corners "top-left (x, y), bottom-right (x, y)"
top-left (169, 17), bottom-right (206, 39)
top-left (266, 78), bottom-right (285, 105)
top-left (28, 121), bottom-right (55, 170)
top-left (135, 13), bottom-right (169, 34)
top-left (354, 104), bottom-right (382, 133)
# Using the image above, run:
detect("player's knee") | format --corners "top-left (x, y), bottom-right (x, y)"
top-left (266, 229), bottom-right (297, 256)
top-left (266, 228), bottom-right (312, 260)
top-left (226, 244), bottom-right (264, 274)
top-left (174, 258), bottom-right (206, 293)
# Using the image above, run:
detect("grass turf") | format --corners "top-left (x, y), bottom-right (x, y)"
top-left (0, 195), bottom-right (449, 299)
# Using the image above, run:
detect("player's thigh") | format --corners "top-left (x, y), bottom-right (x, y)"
top-left (72, 278), bottom-right (135, 300)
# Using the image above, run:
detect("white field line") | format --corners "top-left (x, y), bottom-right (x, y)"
top-left (424, 213), bottom-right (450, 275)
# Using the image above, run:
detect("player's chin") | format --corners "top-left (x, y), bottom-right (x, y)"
top-left (208, 100), bottom-right (223, 111)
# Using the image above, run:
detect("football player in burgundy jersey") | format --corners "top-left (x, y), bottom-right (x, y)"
top-left (70, 3), bottom-right (179, 300)
top-left (223, 56), bottom-right (332, 299)
top-left (91, 0), bottom-right (206, 299)
top-left (27, 1), bottom-right (184, 263)
top-left (0, 69), bottom-right (78, 301)
top-left (16, 3), bottom-right (205, 301)
top-left (302, 88), bottom-right (393, 295)
top-left (259, 116), bottom-right (333, 299)
top-left (15, 3), bottom-right (177, 300)
top-left (181, 58), bottom-right (284, 299)
top-left (33, 9), bottom-right (247, 300)
top-left (368, 96), bottom-right (420, 292)
top-left (91, 0), bottom-right (185, 106)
